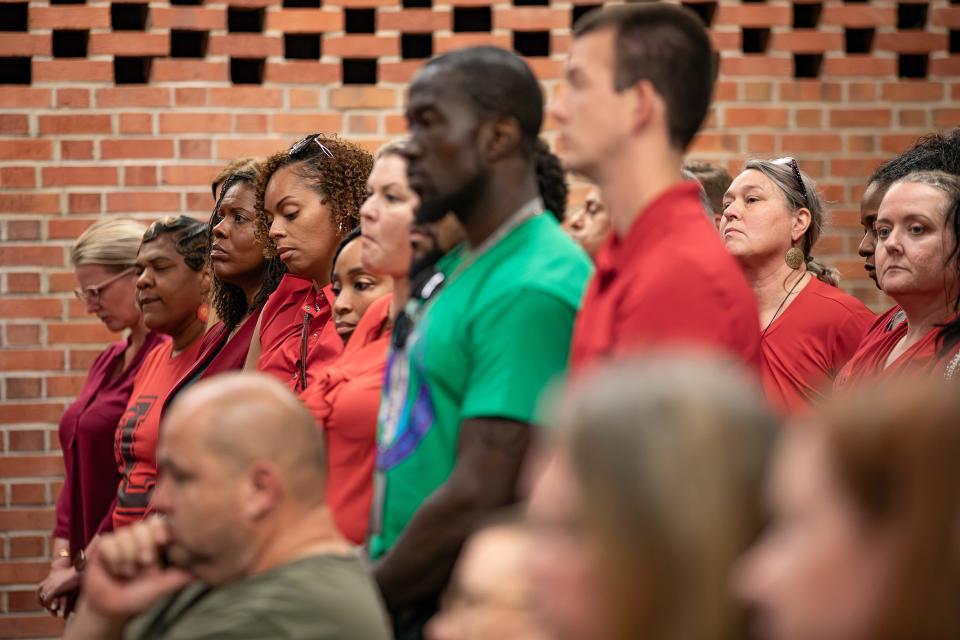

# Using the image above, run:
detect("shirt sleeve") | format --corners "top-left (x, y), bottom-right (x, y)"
top-left (53, 475), bottom-right (71, 539)
top-left (460, 288), bottom-right (577, 425)
top-left (829, 305), bottom-right (876, 375)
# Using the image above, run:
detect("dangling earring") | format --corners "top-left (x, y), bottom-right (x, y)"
top-left (197, 302), bottom-right (210, 324)
top-left (785, 246), bottom-right (804, 270)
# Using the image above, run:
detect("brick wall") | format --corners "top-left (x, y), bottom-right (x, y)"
top-left (0, 0), bottom-right (958, 636)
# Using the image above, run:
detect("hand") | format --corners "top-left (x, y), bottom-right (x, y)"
top-left (37, 559), bottom-right (80, 617)
top-left (80, 517), bottom-right (192, 621)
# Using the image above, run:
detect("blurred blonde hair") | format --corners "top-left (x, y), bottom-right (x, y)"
top-left (70, 218), bottom-right (147, 268)
top-left (556, 353), bottom-right (776, 640)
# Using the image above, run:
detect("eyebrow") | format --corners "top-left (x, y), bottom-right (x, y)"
top-left (347, 267), bottom-right (367, 277)
top-left (275, 195), bottom-right (298, 209)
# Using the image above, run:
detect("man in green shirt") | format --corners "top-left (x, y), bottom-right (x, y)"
top-left (66, 373), bottom-right (390, 640)
top-left (371, 46), bottom-right (592, 634)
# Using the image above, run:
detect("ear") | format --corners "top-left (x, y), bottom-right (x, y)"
top-left (482, 116), bottom-right (523, 163)
top-left (627, 80), bottom-right (658, 136)
top-left (199, 265), bottom-right (213, 297)
top-left (240, 461), bottom-right (282, 522)
top-left (792, 207), bottom-right (813, 244)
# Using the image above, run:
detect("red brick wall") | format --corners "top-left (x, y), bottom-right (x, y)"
top-left (0, 0), bottom-right (957, 636)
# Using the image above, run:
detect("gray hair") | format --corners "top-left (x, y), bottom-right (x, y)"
top-left (744, 159), bottom-right (839, 287)
top-left (683, 168), bottom-right (715, 220)
top-left (70, 218), bottom-right (148, 268)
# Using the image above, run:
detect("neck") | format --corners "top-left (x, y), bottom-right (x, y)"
top-left (746, 258), bottom-right (807, 316)
top-left (594, 143), bottom-right (684, 238)
top-left (459, 164), bottom-right (539, 247)
top-left (390, 276), bottom-right (410, 320)
top-left (897, 293), bottom-right (955, 342)
top-left (170, 315), bottom-right (206, 353)
top-left (128, 318), bottom-right (149, 351)
top-left (248, 506), bottom-right (351, 578)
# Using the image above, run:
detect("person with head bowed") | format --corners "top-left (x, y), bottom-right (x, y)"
top-left (527, 354), bottom-right (776, 640)
top-left (562, 186), bottom-right (612, 260)
top-left (112, 216), bottom-right (211, 529)
top-left (163, 160), bottom-right (285, 409)
top-left (836, 171), bottom-right (960, 387)
top-left (553, 3), bottom-right (760, 371)
top-left (300, 140), bottom-right (413, 545)
top-left (736, 376), bottom-right (960, 640)
top-left (371, 46), bottom-right (592, 636)
top-left (37, 219), bottom-right (165, 617)
top-left (64, 373), bottom-right (391, 640)
top-left (721, 159), bottom-right (874, 414)
top-left (245, 134), bottom-right (374, 392)
top-left (858, 129), bottom-right (960, 292)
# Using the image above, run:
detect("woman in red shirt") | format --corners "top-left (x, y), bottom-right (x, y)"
top-left (721, 158), bottom-right (874, 414)
top-left (247, 134), bottom-right (374, 393)
top-left (302, 142), bottom-right (416, 544)
top-left (36, 219), bottom-right (163, 617)
top-left (112, 216), bottom-right (211, 528)
top-left (836, 171), bottom-right (960, 388)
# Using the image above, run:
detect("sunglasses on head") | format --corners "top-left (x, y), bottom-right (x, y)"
top-left (289, 133), bottom-right (335, 160)
top-left (772, 156), bottom-right (810, 209)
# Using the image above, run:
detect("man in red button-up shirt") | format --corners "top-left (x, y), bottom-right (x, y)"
top-left (551, 4), bottom-right (760, 371)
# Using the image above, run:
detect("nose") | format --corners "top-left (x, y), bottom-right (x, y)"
top-left (402, 137), bottom-right (422, 163)
top-left (333, 290), bottom-right (353, 317)
top-left (565, 208), bottom-right (586, 233)
top-left (136, 269), bottom-right (151, 291)
top-left (359, 195), bottom-right (377, 225)
top-left (423, 612), bottom-right (454, 640)
top-left (548, 84), bottom-right (569, 124)
top-left (84, 295), bottom-right (100, 313)
top-left (721, 200), bottom-right (741, 222)
top-left (212, 216), bottom-right (228, 239)
top-left (151, 475), bottom-right (171, 515)
top-left (269, 216), bottom-right (284, 240)
top-left (857, 229), bottom-right (876, 259)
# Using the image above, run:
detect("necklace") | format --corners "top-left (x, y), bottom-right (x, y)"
top-left (761, 273), bottom-right (806, 338)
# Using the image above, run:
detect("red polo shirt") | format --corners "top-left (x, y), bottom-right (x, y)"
top-left (257, 274), bottom-right (343, 392)
top-left (570, 181), bottom-right (760, 371)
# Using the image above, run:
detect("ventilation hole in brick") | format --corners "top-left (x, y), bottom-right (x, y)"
top-left (228, 7), bottom-right (264, 33)
top-left (681, 2), bottom-right (718, 28)
top-left (794, 53), bottom-right (823, 78)
top-left (343, 58), bottom-right (377, 85)
top-left (844, 27), bottom-right (874, 54)
top-left (170, 30), bottom-right (208, 58)
top-left (170, 0), bottom-right (203, 5)
top-left (0, 57), bottom-right (30, 84)
top-left (514, 31), bottom-right (550, 57)
top-left (403, 0), bottom-right (432, 7)
top-left (230, 58), bottom-right (265, 84)
top-left (898, 53), bottom-right (928, 78)
top-left (951, 30), bottom-right (960, 54)
top-left (283, 0), bottom-right (320, 6)
top-left (572, 4), bottom-right (601, 27)
top-left (0, 3), bottom-right (28, 31)
top-left (793, 3), bottom-right (822, 28)
top-left (898, 3), bottom-right (928, 29)
top-left (51, 0), bottom-right (85, 5)
top-left (741, 28), bottom-right (770, 54)
top-left (111, 3), bottom-right (148, 30)
top-left (514, 0), bottom-right (549, 6)
top-left (284, 34), bottom-right (321, 59)
top-left (53, 30), bottom-right (89, 58)
top-left (114, 56), bottom-right (151, 84)
top-left (453, 7), bottom-right (491, 32)
top-left (345, 8), bottom-right (375, 33)
top-left (401, 33), bottom-right (432, 59)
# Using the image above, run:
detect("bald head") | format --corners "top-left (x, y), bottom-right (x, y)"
top-left (163, 373), bottom-right (327, 503)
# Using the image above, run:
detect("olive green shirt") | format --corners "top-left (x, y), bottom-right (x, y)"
top-left (125, 552), bottom-right (390, 640)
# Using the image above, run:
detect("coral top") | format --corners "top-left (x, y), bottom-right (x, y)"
top-left (54, 332), bottom-right (163, 553)
top-left (302, 294), bottom-right (392, 544)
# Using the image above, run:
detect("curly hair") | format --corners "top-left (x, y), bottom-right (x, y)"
top-left (535, 139), bottom-right (568, 222)
top-left (142, 215), bottom-right (209, 272)
top-left (208, 163), bottom-right (286, 330)
top-left (254, 134), bottom-right (374, 259)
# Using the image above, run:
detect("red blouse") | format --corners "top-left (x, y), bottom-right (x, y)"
top-left (257, 274), bottom-right (343, 393)
top-left (54, 332), bottom-right (164, 554)
top-left (835, 305), bottom-right (960, 390)
top-left (760, 278), bottom-right (874, 415)
top-left (302, 294), bottom-right (392, 545)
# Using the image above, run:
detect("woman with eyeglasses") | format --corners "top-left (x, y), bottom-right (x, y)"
top-left (835, 171), bottom-right (960, 387)
top-left (37, 219), bottom-right (164, 618)
top-left (112, 216), bottom-right (210, 530)
top-left (721, 158), bottom-right (874, 414)
top-left (245, 133), bottom-right (374, 392)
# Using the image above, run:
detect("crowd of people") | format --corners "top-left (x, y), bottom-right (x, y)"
top-left (31, 3), bottom-right (960, 639)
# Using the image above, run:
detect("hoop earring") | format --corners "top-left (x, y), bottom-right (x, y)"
top-left (197, 303), bottom-right (210, 324)
top-left (785, 246), bottom-right (804, 270)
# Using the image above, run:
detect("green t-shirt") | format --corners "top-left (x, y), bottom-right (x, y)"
top-left (370, 213), bottom-right (592, 558)
top-left (125, 552), bottom-right (391, 640)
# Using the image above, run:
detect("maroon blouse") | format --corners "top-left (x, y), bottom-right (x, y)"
top-left (54, 332), bottom-right (165, 555)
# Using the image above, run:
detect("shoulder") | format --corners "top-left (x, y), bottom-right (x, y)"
top-left (261, 275), bottom-right (313, 317)
top-left (803, 279), bottom-right (874, 318)
top-left (497, 216), bottom-right (594, 303)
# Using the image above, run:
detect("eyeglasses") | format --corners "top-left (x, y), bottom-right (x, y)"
top-left (289, 133), bottom-right (335, 160)
top-left (772, 157), bottom-right (810, 209)
top-left (73, 267), bottom-right (136, 304)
